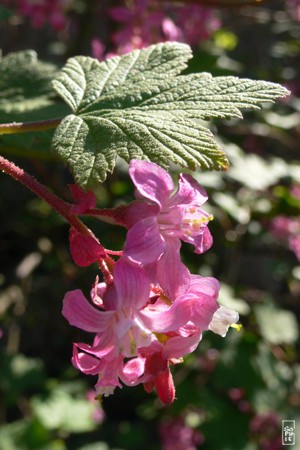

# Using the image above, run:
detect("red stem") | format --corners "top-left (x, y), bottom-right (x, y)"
top-left (0, 155), bottom-right (118, 279)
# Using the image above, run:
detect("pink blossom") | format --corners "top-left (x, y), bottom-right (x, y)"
top-left (123, 160), bottom-right (213, 268)
top-left (159, 416), bottom-right (205, 450)
top-left (172, 5), bottom-right (220, 45)
top-left (287, 0), bottom-right (300, 21)
top-left (271, 215), bottom-right (300, 261)
top-left (17, 0), bottom-right (69, 30)
top-left (62, 259), bottom-right (154, 359)
top-left (62, 254), bottom-right (223, 402)
top-left (291, 184), bottom-right (300, 199)
top-left (109, 0), bottom-right (165, 53)
top-left (108, 1), bottom-right (220, 55)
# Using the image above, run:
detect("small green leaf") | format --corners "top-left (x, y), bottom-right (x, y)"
top-left (52, 42), bottom-right (290, 189)
top-left (0, 50), bottom-right (58, 114)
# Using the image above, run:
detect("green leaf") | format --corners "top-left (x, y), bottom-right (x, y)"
top-left (32, 388), bottom-right (98, 433)
top-left (52, 42), bottom-right (192, 112)
top-left (52, 42), bottom-right (290, 189)
top-left (255, 303), bottom-right (299, 344)
top-left (0, 50), bottom-right (58, 115)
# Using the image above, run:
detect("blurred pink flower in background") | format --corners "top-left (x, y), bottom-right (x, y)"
top-left (159, 415), bottom-right (205, 450)
top-left (17, 0), bottom-right (70, 30)
top-left (107, 0), bottom-right (220, 55)
top-left (271, 216), bottom-right (300, 261)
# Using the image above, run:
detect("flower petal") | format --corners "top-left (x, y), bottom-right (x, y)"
top-left (187, 276), bottom-right (220, 330)
top-left (168, 174), bottom-right (208, 207)
top-left (62, 289), bottom-right (114, 332)
top-left (129, 159), bottom-right (174, 208)
top-left (111, 258), bottom-right (150, 309)
top-left (123, 217), bottom-right (165, 264)
top-left (121, 200), bottom-right (159, 229)
top-left (139, 296), bottom-right (193, 333)
top-left (163, 331), bottom-right (202, 359)
top-left (72, 345), bottom-right (103, 375)
top-left (157, 240), bottom-right (190, 299)
top-left (191, 227), bottom-right (213, 254)
top-left (209, 306), bottom-right (239, 337)
top-left (121, 356), bottom-right (146, 385)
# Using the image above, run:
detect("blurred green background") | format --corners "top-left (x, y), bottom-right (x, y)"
top-left (0, 1), bottom-right (299, 449)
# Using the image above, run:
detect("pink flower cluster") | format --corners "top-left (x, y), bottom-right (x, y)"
top-left (92, 0), bottom-right (220, 58)
top-left (62, 160), bottom-right (239, 404)
top-left (7, 0), bottom-right (70, 30)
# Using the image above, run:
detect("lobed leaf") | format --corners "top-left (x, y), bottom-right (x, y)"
top-left (52, 42), bottom-right (290, 189)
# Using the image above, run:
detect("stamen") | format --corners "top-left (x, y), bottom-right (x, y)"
top-left (231, 323), bottom-right (242, 332)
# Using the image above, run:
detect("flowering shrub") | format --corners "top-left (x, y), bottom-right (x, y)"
top-left (0, 2), bottom-right (299, 449)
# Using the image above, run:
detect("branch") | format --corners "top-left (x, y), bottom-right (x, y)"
top-left (0, 118), bottom-right (62, 135)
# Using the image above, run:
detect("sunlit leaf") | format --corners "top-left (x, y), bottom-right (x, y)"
top-left (52, 42), bottom-right (289, 189)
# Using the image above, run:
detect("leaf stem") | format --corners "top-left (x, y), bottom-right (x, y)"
top-left (0, 118), bottom-right (63, 135)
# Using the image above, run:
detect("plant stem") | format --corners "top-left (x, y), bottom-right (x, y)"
top-left (0, 155), bottom-right (88, 235)
top-left (0, 118), bottom-right (62, 135)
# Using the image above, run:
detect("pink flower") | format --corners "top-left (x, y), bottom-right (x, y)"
top-left (159, 415), bottom-right (205, 450)
top-left (62, 259), bottom-right (154, 359)
top-left (109, 0), bottom-right (165, 53)
top-left (271, 215), bottom-right (300, 261)
top-left (18, 0), bottom-right (69, 31)
top-left (123, 160), bottom-right (213, 267)
top-left (62, 253), bottom-right (222, 402)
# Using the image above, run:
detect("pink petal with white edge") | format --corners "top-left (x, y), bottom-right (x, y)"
top-left (168, 173), bottom-right (208, 207)
top-left (123, 217), bottom-right (165, 264)
top-left (62, 290), bottom-right (114, 332)
top-left (112, 258), bottom-right (151, 309)
top-left (72, 346), bottom-right (103, 375)
top-left (129, 159), bottom-right (174, 208)
top-left (121, 356), bottom-right (146, 385)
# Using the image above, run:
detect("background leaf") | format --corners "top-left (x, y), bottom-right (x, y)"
top-left (0, 51), bottom-right (69, 159)
top-left (0, 50), bottom-right (58, 114)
